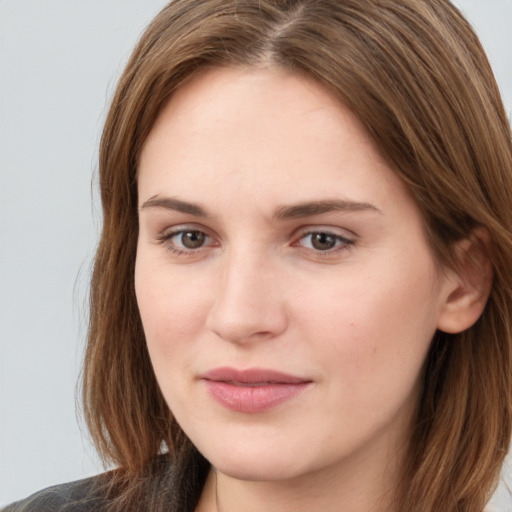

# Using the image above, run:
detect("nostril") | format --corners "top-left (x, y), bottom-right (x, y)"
top-left (206, 299), bottom-right (288, 344)
top-left (207, 319), bottom-right (278, 345)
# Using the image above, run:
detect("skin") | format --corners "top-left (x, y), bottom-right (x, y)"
top-left (135, 66), bottom-right (468, 512)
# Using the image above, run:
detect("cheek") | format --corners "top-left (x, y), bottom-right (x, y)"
top-left (295, 262), bottom-right (440, 402)
top-left (134, 257), bottom-right (211, 363)
top-left (134, 260), bottom-right (213, 414)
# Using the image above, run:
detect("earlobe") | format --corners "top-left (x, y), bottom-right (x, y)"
top-left (436, 228), bottom-right (493, 334)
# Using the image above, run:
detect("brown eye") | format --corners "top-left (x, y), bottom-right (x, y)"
top-left (157, 228), bottom-right (215, 256)
top-left (179, 230), bottom-right (206, 249)
top-left (297, 231), bottom-right (354, 253)
top-left (310, 232), bottom-right (337, 251)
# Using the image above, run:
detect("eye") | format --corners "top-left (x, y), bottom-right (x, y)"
top-left (173, 230), bottom-right (208, 249)
top-left (156, 227), bottom-right (215, 255)
top-left (296, 230), bottom-right (354, 253)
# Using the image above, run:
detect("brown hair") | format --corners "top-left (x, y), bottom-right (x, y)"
top-left (83, 1), bottom-right (512, 510)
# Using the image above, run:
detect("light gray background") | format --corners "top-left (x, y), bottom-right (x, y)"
top-left (1, 0), bottom-right (511, 508)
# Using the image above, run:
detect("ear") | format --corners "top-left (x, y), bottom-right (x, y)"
top-left (436, 228), bottom-right (493, 334)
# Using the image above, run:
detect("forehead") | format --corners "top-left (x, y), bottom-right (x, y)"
top-left (143, 65), bottom-right (377, 150)
top-left (138, 65), bottom-right (411, 216)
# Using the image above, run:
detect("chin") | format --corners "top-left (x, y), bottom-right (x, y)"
top-left (212, 458), bottom-right (303, 483)
top-left (196, 438), bottom-right (310, 482)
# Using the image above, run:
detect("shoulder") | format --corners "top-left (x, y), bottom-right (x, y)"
top-left (2, 452), bottom-right (208, 512)
top-left (2, 473), bottom-right (110, 512)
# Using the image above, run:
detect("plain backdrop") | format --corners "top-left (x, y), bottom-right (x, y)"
top-left (1, 0), bottom-right (511, 507)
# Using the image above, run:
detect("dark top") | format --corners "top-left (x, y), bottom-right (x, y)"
top-left (2, 474), bottom-right (109, 512)
top-left (3, 451), bottom-right (210, 512)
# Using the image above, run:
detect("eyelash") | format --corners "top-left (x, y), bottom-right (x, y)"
top-left (293, 231), bottom-right (355, 255)
top-left (155, 228), bottom-right (216, 257)
top-left (155, 227), bottom-right (355, 257)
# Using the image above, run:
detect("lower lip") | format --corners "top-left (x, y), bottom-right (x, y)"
top-left (203, 381), bottom-right (311, 413)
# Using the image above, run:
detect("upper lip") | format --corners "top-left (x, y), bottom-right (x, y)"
top-left (201, 367), bottom-right (311, 384)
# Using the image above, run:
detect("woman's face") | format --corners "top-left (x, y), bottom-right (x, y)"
top-left (135, 66), bottom-right (455, 483)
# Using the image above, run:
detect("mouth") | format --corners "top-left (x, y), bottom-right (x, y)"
top-left (200, 367), bottom-right (313, 413)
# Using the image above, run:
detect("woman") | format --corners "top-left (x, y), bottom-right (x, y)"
top-left (5, 0), bottom-right (512, 511)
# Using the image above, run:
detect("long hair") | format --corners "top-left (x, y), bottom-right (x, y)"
top-left (83, 1), bottom-right (512, 510)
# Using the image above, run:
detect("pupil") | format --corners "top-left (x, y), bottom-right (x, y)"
top-left (182, 231), bottom-right (205, 249)
top-left (312, 233), bottom-right (336, 251)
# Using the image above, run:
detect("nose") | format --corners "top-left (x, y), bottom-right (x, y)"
top-left (206, 249), bottom-right (288, 344)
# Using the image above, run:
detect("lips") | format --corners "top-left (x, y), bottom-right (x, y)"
top-left (200, 367), bottom-right (313, 413)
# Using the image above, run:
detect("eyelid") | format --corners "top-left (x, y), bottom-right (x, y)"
top-left (291, 226), bottom-right (357, 254)
top-left (292, 225), bottom-right (357, 241)
top-left (155, 224), bottom-right (219, 255)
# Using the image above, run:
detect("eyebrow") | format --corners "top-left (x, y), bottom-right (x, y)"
top-left (273, 199), bottom-right (381, 219)
top-left (140, 196), bottom-right (381, 219)
top-left (140, 196), bottom-right (210, 217)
